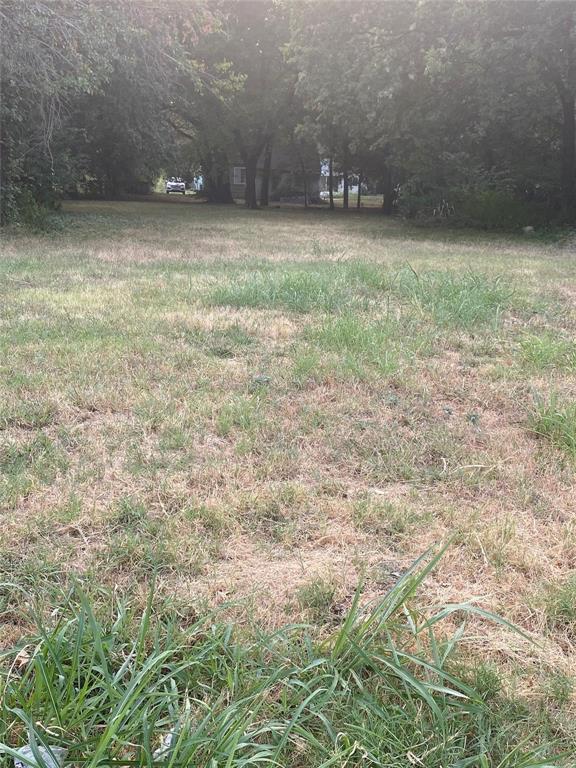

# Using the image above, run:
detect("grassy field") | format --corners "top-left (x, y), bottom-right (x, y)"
top-left (1, 198), bottom-right (575, 764)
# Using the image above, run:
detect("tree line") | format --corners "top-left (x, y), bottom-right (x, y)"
top-left (1, 0), bottom-right (574, 227)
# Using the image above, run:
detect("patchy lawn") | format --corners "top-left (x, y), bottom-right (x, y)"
top-left (1, 198), bottom-right (575, 757)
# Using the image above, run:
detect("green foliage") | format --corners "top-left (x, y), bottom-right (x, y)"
top-left (0, 552), bottom-right (562, 766)
top-left (3, 1), bottom-right (575, 223)
top-left (7, 190), bottom-right (65, 233)
top-left (456, 191), bottom-right (557, 231)
top-left (397, 188), bottom-right (558, 231)
top-left (0, 1), bottom-right (212, 221)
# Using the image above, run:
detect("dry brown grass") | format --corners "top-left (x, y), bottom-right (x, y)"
top-left (1, 200), bottom-right (576, 728)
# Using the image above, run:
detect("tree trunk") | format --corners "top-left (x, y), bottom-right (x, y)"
top-left (357, 170), bottom-right (363, 209)
top-left (245, 156), bottom-right (258, 209)
top-left (202, 149), bottom-right (234, 203)
top-left (342, 166), bottom-right (349, 209)
top-left (105, 172), bottom-right (119, 199)
top-left (328, 156), bottom-right (334, 210)
top-left (303, 172), bottom-right (308, 208)
top-left (542, 6), bottom-right (575, 220)
top-left (205, 173), bottom-right (234, 203)
top-left (260, 142), bottom-right (272, 207)
top-left (560, 91), bottom-right (576, 218)
top-left (381, 166), bottom-right (395, 215)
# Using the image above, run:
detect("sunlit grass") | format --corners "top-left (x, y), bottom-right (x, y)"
top-left (520, 334), bottom-right (576, 370)
top-left (0, 551), bottom-right (558, 768)
top-left (530, 396), bottom-right (576, 458)
top-left (1, 199), bottom-right (576, 762)
top-left (393, 267), bottom-right (515, 327)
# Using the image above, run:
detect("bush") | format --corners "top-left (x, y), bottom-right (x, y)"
top-left (396, 183), bottom-right (557, 231)
top-left (395, 186), bottom-right (439, 220)
top-left (11, 188), bottom-right (64, 232)
top-left (455, 190), bottom-right (555, 231)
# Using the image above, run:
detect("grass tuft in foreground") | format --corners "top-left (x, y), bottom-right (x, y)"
top-left (0, 550), bottom-right (562, 767)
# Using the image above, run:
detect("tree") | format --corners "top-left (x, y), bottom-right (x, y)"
top-left (0, 0), bottom-right (214, 218)
top-left (170, 1), bottom-right (296, 208)
top-left (379, 1), bottom-right (575, 219)
top-left (290, 2), bottom-right (414, 211)
top-left (3, 0), bottom-right (573, 225)
top-left (476, 1), bottom-right (575, 216)
top-left (0, 0), bottom-right (113, 221)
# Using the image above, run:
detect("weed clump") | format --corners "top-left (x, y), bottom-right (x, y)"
top-left (394, 267), bottom-right (513, 328)
top-left (0, 550), bottom-right (561, 766)
top-left (543, 575), bottom-right (576, 632)
top-left (530, 396), bottom-right (576, 457)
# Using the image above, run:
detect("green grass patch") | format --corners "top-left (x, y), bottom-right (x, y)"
top-left (0, 433), bottom-right (68, 510)
top-left (215, 395), bottom-right (265, 438)
top-left (520, 334), bottom-right (576, 370)
top-left (309, 314), bottom-right (397, 355)
top-left (0, 551), bottom-right (561, 767)
top-left (206, 262), bottom-right (398, 315)
top-left (205, 323), bottom-right (256, 358)
top-left (530, 396), bottom-right (576, 457)
top-left (0, 400), bottom-right (58, 430)
top-left (295, 576), bottom-right (337, 624)
top-left (98, 500), bottom-right (178, 580)
top-left (235, 485), bottom-right (305, 542)
top-left (394, 267), bottom-right (514, 328)
top-left (353, 496), bottom-right (430, 540)
top-left (208, 269), bottom-right (354, 313)
top-left (346, 420), bottom-right (465, 484)
top-left (542, 575), bottom-right (576, 633)
top-left (295, 313), bottom-right (425, 383)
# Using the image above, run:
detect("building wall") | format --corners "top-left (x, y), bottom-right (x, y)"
top-left (229, 166), bottom-right (263, 201)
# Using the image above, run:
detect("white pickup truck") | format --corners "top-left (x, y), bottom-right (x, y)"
top-left (165, 178), bottom-right (186, 195)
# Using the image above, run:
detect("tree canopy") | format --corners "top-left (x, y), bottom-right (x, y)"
top-left (1, 0), bottom-right (574, 225)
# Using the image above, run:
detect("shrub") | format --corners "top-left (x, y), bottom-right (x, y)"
top-left (396, 183), bottom-right (556, 231)
top-left (455, 190), bottom-right (555, 231)
top-left (8, 188), bottom-right (65, 232)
